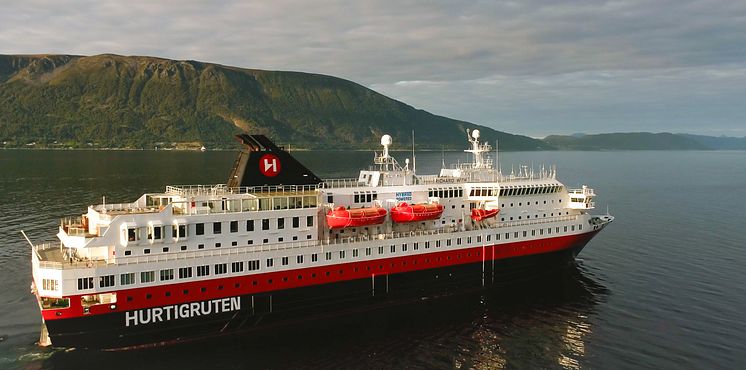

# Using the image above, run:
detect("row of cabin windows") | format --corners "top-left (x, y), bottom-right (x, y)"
top-left (194, 216), bottom-right (314, 236)
top-left (353, 191), bottom-right (378, 203)
top-left (82, 223), bottom-right (586, 290)
top-left (501, 211), bottom-right (571, 222)
top-left (124, 234), bottom-right (313, 256)
top-left (428, 188), bottom-right (464, 199)
top-left (129, 225), bottom-right (185, 242)
top-left (501, 199), bottom-right (563, 208)
top-left (499, 185), bottom-right (562, 197)
top-left (469, 187), bottom-right (498, 197)
top-left (205, 195), bottom-right (318, 212)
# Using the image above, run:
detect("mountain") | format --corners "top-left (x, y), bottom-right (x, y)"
top-left (679, 134), bottom-right (746, 150)
top-left (542, 132), bottom-right (710, 150)
top-left (0, 54), bottom-right (552, 150)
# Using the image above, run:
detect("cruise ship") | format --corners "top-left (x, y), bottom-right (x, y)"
top-left (30, 130), bottom-right (613, 350)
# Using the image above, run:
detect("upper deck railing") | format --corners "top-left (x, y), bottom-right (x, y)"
top-left (165, 184), bottom-right (318, 197)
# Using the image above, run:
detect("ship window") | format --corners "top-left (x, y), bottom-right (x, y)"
top-left (232, 261), bottom-right (244, 273)
top-left (144, 248), bottom-right (151, 254)
top-left (487, 235), bottom-right (491, 242)
top-left (467, 237), bottom-right (471, 244)
top-left (282, 257), bottom-right (289, 265)
top-left (532, 230), bottom-right (536, 236)
top-left (263, 239), bottom-right (268, 244)
top-left (523, 231), bottom-right (527, 237)
top-left (198, 244), bottom-right (204, 249)
top-left (365, 248), bottom-right (371, 256)
top-left (173, 224), bottom-right (187, 239)
top-left (180, 245), bottom-right (187, 251)
top-left (147, 226), bottom-right (162, 240)
top-left (215, 263), bottom-right (227, 275)
top-left (127, 228), bottom-right (139, 242)
top-left (230, 221), bottom-right (238, 233)
top-left (457, 238), bottom-right (462, 245)
top-left (248, 260), bottom-right (260, 271)
top-left (496, 233), bottom-right (500, 240)
top-left (378, 246), bottom-right (384, 255)
top-left (274, 197), bottom-right (288, 210)
top-left (141, 271), bottom-right (155, 283)
top-left (390, 245), bottom-right (396, 253)
top-left (297, 255), bottom-right (304, 264)
top-left (354, 193), bottom-right (360, 203)
top-left (160, 269), bottom-right (174, 281)
top-left (120, 273), bottom-right (135, 285)
top-left (505, 233), bottom-right (509, 240)
top-left (312, 253), bottom-right (318, 262)
top-left (266, 258), bottom-right (274, 267)
top-left (99, 275), bottom-right (115, 288)
top-left (163, 247), bottom-right (169, 253)
top-left (231, 241), bottom-right (237, 246)
top-left (547, 228), bottom-right (552, 234)
top-left (179, 267), bottom-right (193, 279)
top-left (326, 252), bottom-right (332, 260)
top-left (339, 250), bottom-right (346, 259)
top-left (353, 249), bottom-right (359, 257)
top-left (307, 216), bottom-right (314, 227)
top-left (215, 242), bottom-right (221, 248)
top-left (292, 217), bottom-right (300, 228)
top-left (277, 218), bottom-right (285, 230)
top-left (124, 250), bottom-right (131, 256)
top-left (514, 232), bottom-right (519, 238)
top-left (579, 224), bottom-right (583, 230)
top-left (571, 225), bottom-right (575, 231)
top-left (366, 193), bottom-right (372, 202)
top-left (414, 242), bottom-right (419, 250)
top-left (425, 241), bottom-right (430, 249)
top-left (197, 265), bottom-right (210, 276)
top-left (213, 222), bottom-right (222, 234)
top-left (247, 220), bottom-right (255, 232)
top-left (436, 240), bottom-right (441, 248)
top-left (477, 235), bottom-right (481, 243)
top-left (447, 239), bottom-right (452, 247)
top-left (262, 219), bottom-right (270, 230)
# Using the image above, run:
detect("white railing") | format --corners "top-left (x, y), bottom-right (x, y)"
top-left (166, 184), bottom-right (318, 196)
top-left (319, 178), bottom-right (365, 189)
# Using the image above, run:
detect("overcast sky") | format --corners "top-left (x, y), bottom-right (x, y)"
top-left (2, 0), bottom-right (745, 137)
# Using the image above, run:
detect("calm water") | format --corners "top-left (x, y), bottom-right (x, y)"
top-left (1, 149), bottom-right (745, 369)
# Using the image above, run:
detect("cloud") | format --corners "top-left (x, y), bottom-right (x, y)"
top-left (2, 0), bottom-right (745, 136)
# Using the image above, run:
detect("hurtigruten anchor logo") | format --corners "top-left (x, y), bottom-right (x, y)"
top-left (259, 154), bottom-right (281, 177)
top-left (125, 297), bottom-right (241, 327)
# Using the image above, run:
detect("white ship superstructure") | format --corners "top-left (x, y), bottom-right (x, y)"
top-left (31, 131), bottom-right (612, 349)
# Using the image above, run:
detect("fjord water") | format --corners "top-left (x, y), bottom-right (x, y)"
top-left (1, 149), bottom-right (745, 369)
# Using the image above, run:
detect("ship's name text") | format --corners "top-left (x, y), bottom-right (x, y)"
top-left (125, 297), bottom-right (241, 327)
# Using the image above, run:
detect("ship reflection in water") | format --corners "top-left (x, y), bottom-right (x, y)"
top-left (41, 264), bottom-right (607, 369)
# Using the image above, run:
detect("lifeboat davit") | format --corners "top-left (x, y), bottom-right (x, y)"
top-left (390, 202), bottom-right (444, 223)
top-left (326, 206), bottom-right (387, 229)
top-left (471, 208), bottom-right (500, 221)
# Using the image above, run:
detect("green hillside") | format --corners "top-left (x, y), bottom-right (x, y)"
top-left (543, 132), bottom-right (709, 150)
top-left (0, 54), bottom-right (551, 150)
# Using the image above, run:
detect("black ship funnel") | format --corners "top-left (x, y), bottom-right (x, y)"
top-left (227, 134), bottom-right (322, 188)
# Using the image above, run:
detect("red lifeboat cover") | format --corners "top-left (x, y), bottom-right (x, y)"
top-left (471, 208), bottom-right (500, 221)
top-left (390, 202), bottom-right (444, 223)
top-left (326, 206), bottom-right (387, 229)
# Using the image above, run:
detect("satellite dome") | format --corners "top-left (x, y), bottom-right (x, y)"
top-left (471, 129), bottom-right (480, 139)
top-left (381, 134), bottom-right (393, 146)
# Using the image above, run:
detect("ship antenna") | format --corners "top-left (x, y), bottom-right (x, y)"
top-left (442, 145), bottom-right (446, 169)
top-left (412, 130), bottom-right (416, 173)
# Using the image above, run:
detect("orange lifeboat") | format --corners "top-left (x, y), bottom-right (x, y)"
top-left (390, 202), bottom-right (444, 223)
top-left (471, 208), bottom-right (500, 221)
top-left (326, 206), bottom-right (387, 229)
